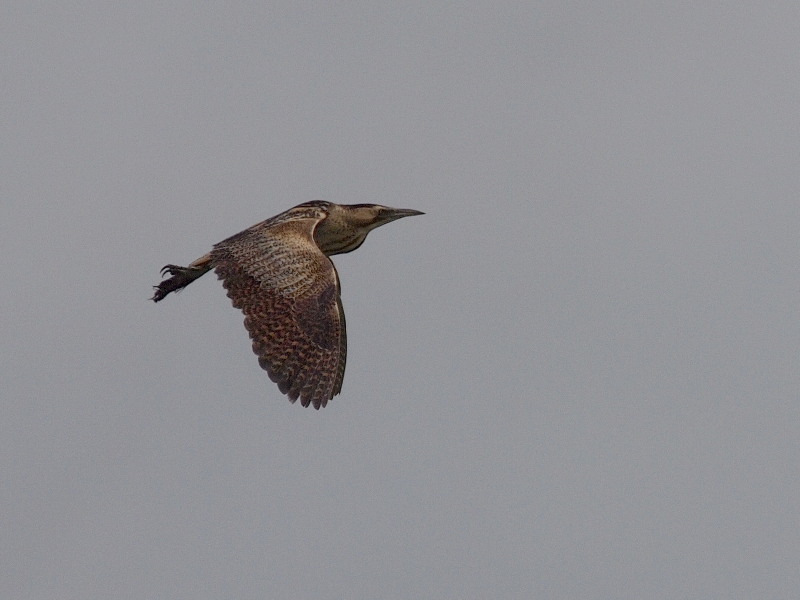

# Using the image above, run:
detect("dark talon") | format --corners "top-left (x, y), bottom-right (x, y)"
top-left (160, 264), bottom-right (183, 276)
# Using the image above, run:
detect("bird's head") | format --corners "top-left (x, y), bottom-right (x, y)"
top-left (305, 201), bottom-right (424, 255)
top-left (339, 203), bottom-right (425, 229)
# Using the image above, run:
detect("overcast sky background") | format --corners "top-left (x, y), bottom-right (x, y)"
top-left (3, 2), bottom-right (799, 598)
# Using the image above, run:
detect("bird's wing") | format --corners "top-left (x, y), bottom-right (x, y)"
top-left (210, 216), bottom-right (346, 409)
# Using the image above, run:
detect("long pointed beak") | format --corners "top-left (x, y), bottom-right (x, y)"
top-left (383, 207), bottom-right (425, 222)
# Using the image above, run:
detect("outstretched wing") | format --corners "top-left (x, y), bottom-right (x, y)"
top-left (210, 215), bottom-right (346, 409)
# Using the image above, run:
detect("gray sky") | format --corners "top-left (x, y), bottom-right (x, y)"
top-left (3, 2), bottom-right (799, 598)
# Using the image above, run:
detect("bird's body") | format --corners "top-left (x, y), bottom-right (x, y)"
top-left (152, 201), bottom-right (423, 409)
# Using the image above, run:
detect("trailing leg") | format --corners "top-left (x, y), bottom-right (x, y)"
top-left (151, 253), bottom-right (212, 302)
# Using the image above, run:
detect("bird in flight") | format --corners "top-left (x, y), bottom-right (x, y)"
top-left (152, 201), bottom-right (423, 409)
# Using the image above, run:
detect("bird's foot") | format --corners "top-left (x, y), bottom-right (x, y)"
top-left (152, 264), bottom-right (205, 302)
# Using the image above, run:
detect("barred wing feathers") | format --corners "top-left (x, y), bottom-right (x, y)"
top-left (210, 216), bottom-right (346, 409)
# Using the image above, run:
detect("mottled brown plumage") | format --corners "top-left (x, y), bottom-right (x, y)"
top-left (152, 201), bottom-right (423, 409)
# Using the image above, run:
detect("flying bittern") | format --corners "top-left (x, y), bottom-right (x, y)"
top-left (152, 201), bottom-right (423, 409)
